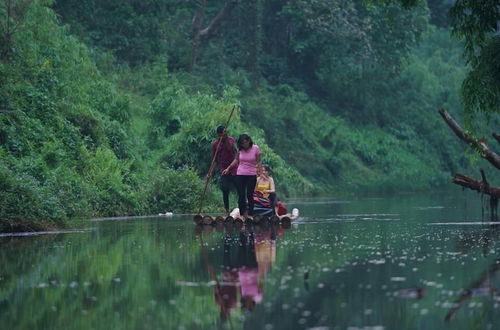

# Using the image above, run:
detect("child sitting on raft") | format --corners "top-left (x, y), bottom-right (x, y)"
top-left (255, 164), bottom-right (279, 216)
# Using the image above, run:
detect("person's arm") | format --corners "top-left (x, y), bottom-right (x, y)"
top-left (255, 147), bottom-right (262, 173)
top-left (222, 151), bottom-right (239, 175)
top-left (266, 177), bottom-right (275, 194)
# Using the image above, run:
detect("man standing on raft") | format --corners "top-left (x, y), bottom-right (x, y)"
top-left (211, 126), bottom-right (237, 216)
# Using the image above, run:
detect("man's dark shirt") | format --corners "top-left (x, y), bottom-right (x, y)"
top-left (212, 136), bottom-right (237, 175)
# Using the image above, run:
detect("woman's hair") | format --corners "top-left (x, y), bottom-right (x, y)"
top-left (237, 134), bottom-right (253, 150)
top-left (262, 164), bottom-right (271, 173)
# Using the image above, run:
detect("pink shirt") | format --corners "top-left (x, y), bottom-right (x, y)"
top-left (237, 145), bottom-right (260, 176)
top-left (238, 268), bottom-right (263, 303)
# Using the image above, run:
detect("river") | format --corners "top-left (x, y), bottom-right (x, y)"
top-left (1, 189), bottom-right (500, 329)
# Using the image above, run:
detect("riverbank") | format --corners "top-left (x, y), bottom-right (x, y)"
top-left (0, 218), bottom-right (89, 234)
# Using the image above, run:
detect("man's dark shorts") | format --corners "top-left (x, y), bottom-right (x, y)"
top-left (220, 174), bottom-right (236, 191)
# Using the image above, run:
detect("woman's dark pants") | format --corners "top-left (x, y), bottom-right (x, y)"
top-left (236, 175), bottom-right (257, 216)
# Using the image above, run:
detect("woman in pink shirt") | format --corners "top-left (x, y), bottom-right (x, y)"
top-left (223, 134), bottom-right (261, 219)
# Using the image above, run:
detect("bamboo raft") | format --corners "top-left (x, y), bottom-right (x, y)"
top-left (193, 208), bottom-right (299, 226)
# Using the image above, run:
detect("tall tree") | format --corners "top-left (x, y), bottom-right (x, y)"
top-left (0, 0), bottom-right (32, 61)
top-left (189, 0), bottom-right (237, 71)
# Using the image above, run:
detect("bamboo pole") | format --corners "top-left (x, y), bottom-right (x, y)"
top-left (195, 105), bottom-right (237, 221)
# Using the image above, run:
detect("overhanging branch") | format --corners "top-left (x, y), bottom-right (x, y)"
top-left (189, 0), bottom-right (237, 72)
top-left (439, 108), bottom-right (500, 170)
top-left (453, 173), bottom-right (500, 199)
top-left (199, 1), bottom-right (237, 38)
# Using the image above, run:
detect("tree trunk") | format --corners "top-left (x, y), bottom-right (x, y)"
top-left (189, 0), bottom-right (206, 72)
top-left (198, 1), bottom-right (237, 38)
top-left (1, 0), bottom-right (13, 61)
top-left (189, 0), bottom-right (237, 72)
top-left (249, 0), bottom-right (263, 88)
top-left (1, 0), bottom-right (32, 62)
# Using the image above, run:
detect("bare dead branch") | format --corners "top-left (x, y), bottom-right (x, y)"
top-left (480, 168), bottom-right (488, 184)
top-left (439, 108), bottom-right (500, 170)
top-left (198, 1), bottom-right (237, 38)
top-left (189, 0), bottom-right (237, 71)
top-left (452, 173), bottom-right (500, 198)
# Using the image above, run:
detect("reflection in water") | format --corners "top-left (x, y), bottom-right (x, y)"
top-left (4, 191), bottom-right (500, 329)
top-left (445, 226), bottom-right (500, 322)
top-left (195, 223), bottom-right (283, 321)
top-left (445, 260), bottom-right (500, 322)
top-left (393, 287), bottom-right (425, 299)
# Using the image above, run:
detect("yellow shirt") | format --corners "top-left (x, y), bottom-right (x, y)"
top-left (256, 181), bottom-right (271, 198)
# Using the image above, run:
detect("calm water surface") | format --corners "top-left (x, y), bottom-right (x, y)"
top-left (2, 190), bottom-right (500, 330)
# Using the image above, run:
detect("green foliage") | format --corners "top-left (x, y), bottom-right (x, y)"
top-left (0, 0), bottom-right (490, 230)
top-left (450, 0), bottom-right (499, 66)
top-left (80, 146), bottom-right (140, 216)
top-left (449, 0), bottom-right (500, 117)
top-left (51, 0), bottom-right (180, 65)
top-left (145, 167), bottom-right (218, 214)
top-left (0, 161), bottom-right (66, 224)
top-left (461, 38), bottom-right (500, 118)
top-left (427, 0), bottom-right (454, 27)
top-left (0, 0), bottom-right (145, 226)
top-left (148, 82), bottom-right (313, 196)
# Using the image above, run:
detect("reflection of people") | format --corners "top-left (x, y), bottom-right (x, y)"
top-left (214, 233), bottom-right (239, 320)
top-left (210, 225), bottom-right (278, 318)
top-left (239, 226), bottom-right (278, 312)
top-left (255, 227), bottom-right (276, 279)
top-left (211, 126), bottom-right (237, 216)
top-left (255, 164), bottom-right (278, 216)
top-left (238, 228), bottom-right (261, 311)
top-left (215, 269), bottom-right (238, 320)
top-left (223, 134), bottom-right (262, 220)
top-left (201, 226), bottom-right (283, 321)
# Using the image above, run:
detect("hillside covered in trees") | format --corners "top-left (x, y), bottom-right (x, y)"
top-left (1, 0), bottom-right (498, 230)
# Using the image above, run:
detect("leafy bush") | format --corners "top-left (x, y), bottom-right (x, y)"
top-left (0, 163), bottom-right (66, 225)
top-left (145, 168), bottom-right (218, 214)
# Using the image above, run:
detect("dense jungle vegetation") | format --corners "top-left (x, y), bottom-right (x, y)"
top-left (0, 0), bottom-right (499, 230)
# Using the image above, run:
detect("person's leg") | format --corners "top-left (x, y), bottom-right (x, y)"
top-left (269, 192), bottom-right (278, 215)
top-left (246, 175), bottom-right (257, 216)
top-left (229, 175), bottom-right (238, 211)
top-left (220, 175), bottom-right (230, 213)
top-left (236, 175), bottom-right (247, 216)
